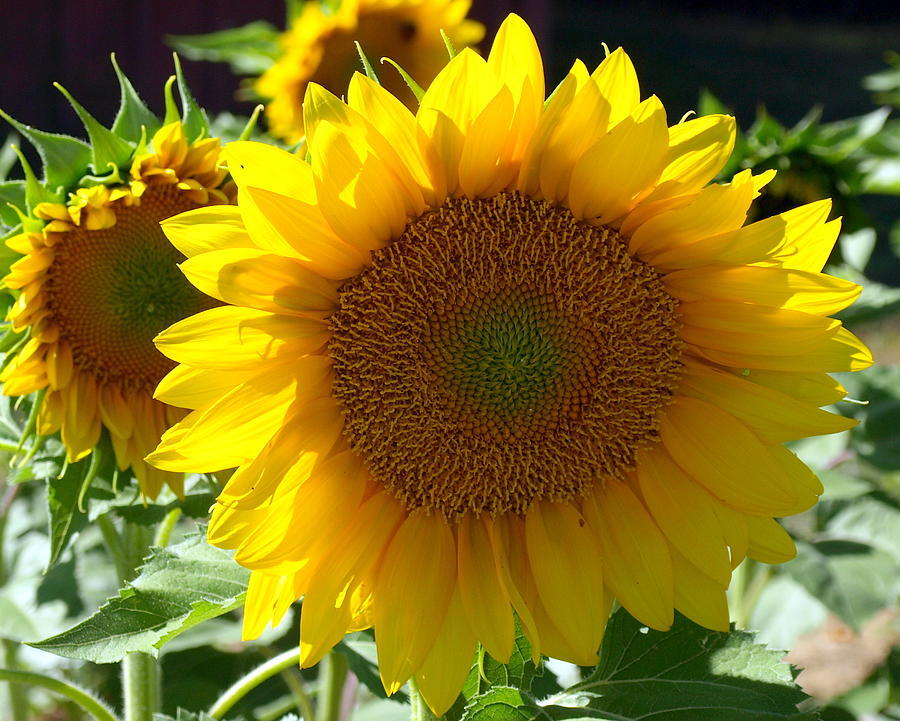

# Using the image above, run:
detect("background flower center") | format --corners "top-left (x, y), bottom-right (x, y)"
top-left (45, 185), bottom-right (220, 392)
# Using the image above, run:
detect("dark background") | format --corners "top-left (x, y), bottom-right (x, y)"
top-left (1, 0), bottom-right (897, 145)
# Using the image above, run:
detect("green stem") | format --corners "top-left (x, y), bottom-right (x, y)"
top-left (318, 650), bottom-right (349, 721)
top-left (278, 666), bottom-right (316, 721)
top-left (153, 507), bottom-right (182, 548)
top-left (409, 677), bottom-right (439, 721)
top-left (208, 647), bottom-right (302, 720)
top-left (95, 515), bottom-right (129, 584)
top-left (2, 640), bottom-right (29, 721)
top-left (0, 668), bottom-right (120, 721)
top-left (117, 521), bottom-right (159, 721)
top-left (121, 652), bottom-right (158, 721)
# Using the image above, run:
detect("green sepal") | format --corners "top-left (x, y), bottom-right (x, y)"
top-left (173, 53), bottom-right (209, 142)
top-left (441, 28), bottom-right (459, 58)
top-left (0, 109), bottom-right (91, 198)
top-left (53, 82), bottom-right (136, 175)
top-left (0, 180), bottom-right (26, 226)
top-left (77, 161), bottom-right (126, 189)
top-left (9, 145), bottom-right (60, 210)
top-left (238, 104), bottom-right (265, 141)
top-left (110, 53), bottom-right (162, 144)
top-left (0, 133), bottom-right (19, 180)
top-left (381, 58), bottom-right (425, 103)
top-left (356, 41), bottom-right (381, 85)
top-left (163, 75), bottom-right (180, 127)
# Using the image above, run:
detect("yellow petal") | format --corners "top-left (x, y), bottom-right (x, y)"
top-left (635, 446), bottom-right (732, 586)
top-left (299, 490), bottom-right (406, 667)
top-left (739, 369), bottom-right (847, 407)
top-left (457, 513), bottom-right (514, 662)
top-left (568, 95), bottom-right (668, 222)
top-left (537, 75), bottom-right (611, 203)
top-left (458, 87), bottom-right (517, 198)
top-left (224, 141), bottom-right (315, 201)
top-left (648, 114), bottom-right (736, 200)
top-left (245, 186), bottom-right (368, 280)
top-left (374, 512), bottom-right (457, 695)
top-left (161, 205), bottom-right (257, 258)
top-left (154, 365), bottom-right (253, 410)
top-left (649, 198), bottom-right (831, 272)
top-left (179, 248), bottom-right (339, 315)
top-left (517, 63), bottom-right (586, 196)
top-left (155, 305), bottom-right (329, 370)
top-left (746, 516), bottom-right (797, 564)
top-left (312, 121), bottom-right (409, 251)
top-left (235, 448), bottom-right (368, 570)
top-left (591, 47), bottom-right (640, 127)
top-left (208, 501), bottom-right (269, 550)
top-left (98, 382), bottom-right (133, 440)
top-left (670, 546), bottom-right (730, 631)
top-left (218, 396), bottom-right (345, 509)
top-left (486, 13), bottom-right (544, 163)
top-left (629, 169), bottom-right (758, 257)
top-left (148, 356), bottom-right (331, 471)
top-left (347, 73), bottom-right (438, 204)
top-left (664, 265), bottom-right (861, 316)
top-left (415, 586), bottom-right (477, 716)
top-left (417, 49), bottom-right (502, 196)
top-left (661, 396), bottom-right (820, 516)
top-left (681, 302), bottom-right (873, 372)
top-left (583, 482), bottom-right (674, 630)
top-left (711, 502), bottom-right (749, 568)
top-left (679, 360), bottom-right (858, 443)
top-left (525, 501), bottom-right (607, 660)
top-left (243, 571), bottom-right (288, 640)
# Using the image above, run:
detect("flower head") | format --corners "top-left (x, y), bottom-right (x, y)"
top-left (149, 16), bottom-right (872, 713)
top-left (256, 0), bottom-right (484, 142)
top-left (1, 61), bottom-right (234, 498)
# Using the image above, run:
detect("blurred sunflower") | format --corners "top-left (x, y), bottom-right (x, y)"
top-left (257, 0), bottom-right (484, 142)
top-left (149, 15), bottom-right (872, 713)
top-left (1, 62), bottom-right (234, 499)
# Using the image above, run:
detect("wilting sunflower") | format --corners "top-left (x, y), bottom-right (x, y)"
top-left (149, 15), bottom-right (872, 713)
top-left (256, 0), bottom-right (484, 142)
top-left (1, 68), bottom-right (234, 499)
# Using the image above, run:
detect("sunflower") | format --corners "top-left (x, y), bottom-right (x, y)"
top-left (148, 15), bottom-right (872, 714)
top-left (2, 90), bottom-right (233, 498)
top-left (256, 0), bottom-right (484, 143)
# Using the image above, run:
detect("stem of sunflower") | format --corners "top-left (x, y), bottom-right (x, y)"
top-left (0, 668), bottom-right (121, 721)
top-left (409, 678), bottom-right (439, 721)
top-left (207, 647), bottom-right (302, 719)
top-left (318, 650), bottom-right (350, 721)
top-left (117, 520), bottom-right (159, 721)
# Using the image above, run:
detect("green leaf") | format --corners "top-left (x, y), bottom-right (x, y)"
top-left (46, 458), bottom-right (92, 569)
top-left (787, 539), bottom-right (899, 628)
top-left (111, 54), bottom-right (161, 143)
top-left (462, 687), bottom-right (546, 721)
top-left (173, 54), bottom-right (209, 142)
top-left (551, 609), bottom-right (815, 721)
top-left (0, 180), bottom-right (26, 226)
top-left (339, 630), bottom-right (409, 704)
top-left (53, 83), bottom-right (135, 175)
top-left (166, 21), bottom-right (280, 76)
top-left (464, 622), bottom-right (539, 699)
top-left (826, 496), bottom-right (900, 563)
top-left (30, 531), bottom-right (250, 662)
top-left (0, 110), bottom-right (91, 197)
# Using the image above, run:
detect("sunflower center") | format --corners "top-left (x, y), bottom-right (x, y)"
top-left (44, 185), bottom-right (220, 392)
top-left (329, 193), bottom-right (683, 518)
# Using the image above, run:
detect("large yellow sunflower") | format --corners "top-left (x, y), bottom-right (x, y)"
top-left (256, 0), bottom-right (484, 143)
top-left (148, 15), bottom-right (872, 713)
top-left (2, 122), bottom-right (231, 498)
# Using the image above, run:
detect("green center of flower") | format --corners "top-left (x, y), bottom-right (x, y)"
top-left (329, 193), bottom-right (683, 518)
top-left (45, 185), bottom-right (220, 391)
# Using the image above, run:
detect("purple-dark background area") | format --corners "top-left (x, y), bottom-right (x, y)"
top-left (0, 0), bottom-right (897, 152)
